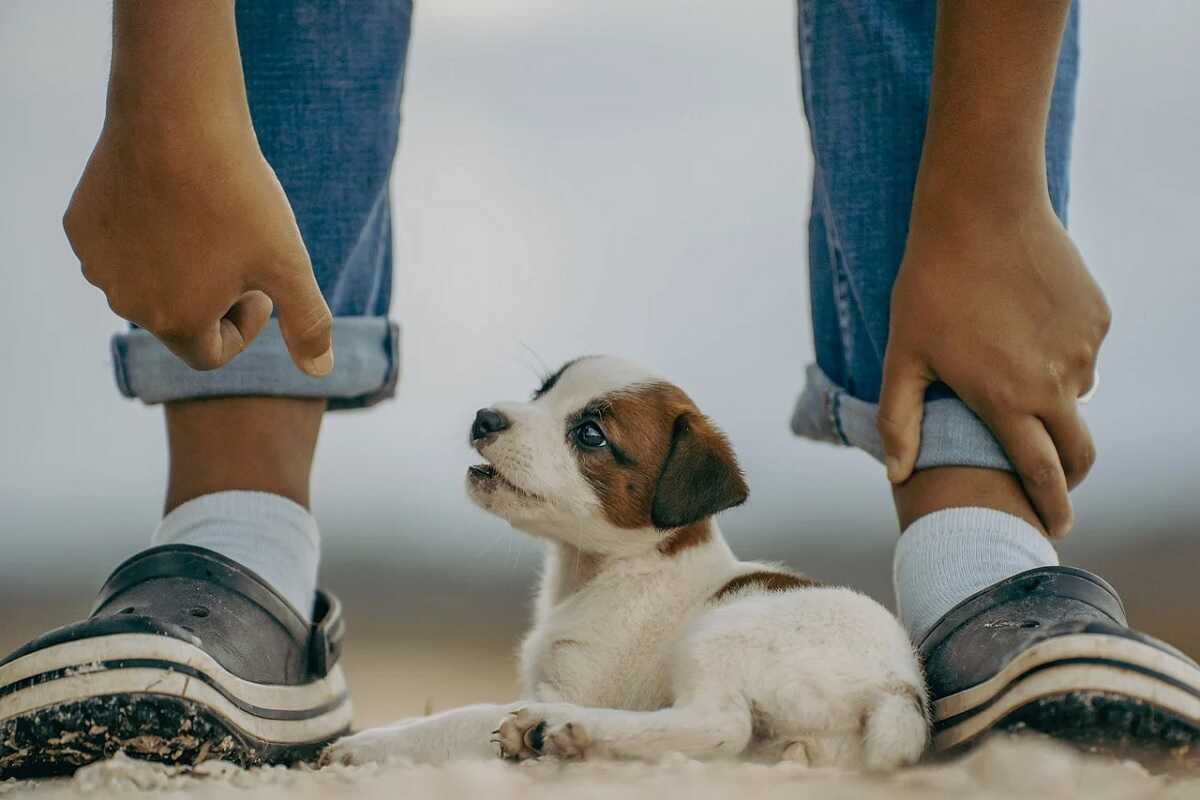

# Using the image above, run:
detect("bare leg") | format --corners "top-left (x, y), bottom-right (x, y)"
top-left (892, 466), bottom-right (1043, 533)
top-left (164, 396), bottom-right (325, 513)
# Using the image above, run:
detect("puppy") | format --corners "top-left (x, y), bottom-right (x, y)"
top-left (326, 356), bottom-right (927, 769)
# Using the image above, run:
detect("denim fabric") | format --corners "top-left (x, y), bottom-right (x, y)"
top-left (791, 1), bottom-right (1080, 470)
top-left (111, 0), bottom-right (413, 411)
top-left (113, 320), bottom-right (400, 410)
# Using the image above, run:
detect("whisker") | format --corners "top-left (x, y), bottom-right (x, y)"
top-left (518, 340), bottom-right (551, 377)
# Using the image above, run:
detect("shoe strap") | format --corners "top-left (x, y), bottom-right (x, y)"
top-left (918, 566), bottom-right (1127, 656)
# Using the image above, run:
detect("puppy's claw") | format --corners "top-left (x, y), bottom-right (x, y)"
top-left (496, 709), bottom-right (541, 761)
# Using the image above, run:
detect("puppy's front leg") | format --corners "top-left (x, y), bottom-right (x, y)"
top-left (324, 702), bottom-right (524, 766)
top-left (496, 702), bottom-right (752, 762)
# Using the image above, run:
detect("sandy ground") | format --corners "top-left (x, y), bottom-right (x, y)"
top-left (2, 635), bottom-right (1199, 798)
top-left (4, 550), bottom-right (1200, 799)
top-left (3, 736), bottom-right (1200, 800)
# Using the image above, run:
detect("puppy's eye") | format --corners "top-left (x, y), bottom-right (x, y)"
top-left (573, 421), bottom-right (608, 449)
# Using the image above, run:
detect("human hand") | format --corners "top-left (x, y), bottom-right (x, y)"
top-left (878, 194), bottom-right (1110, 537)
top-left (64, 118), bottom-right (332, 376)
top-left (63, 0), bottom-right (332, 377)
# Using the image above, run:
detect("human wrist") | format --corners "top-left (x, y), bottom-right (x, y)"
top-left (911, 142), bottom-right (1053, 231)
top-left (103, 87), bottom-right (258, 163)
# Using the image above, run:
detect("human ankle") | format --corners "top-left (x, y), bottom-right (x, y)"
top-left (892, 466), bottom-right (1044, 534)
top-left (891, 467), bottom-right (1058, 640)
top-left (153, 491), bottom-right (320, 619)
top-left (164, 396), bottom-right (325, 514)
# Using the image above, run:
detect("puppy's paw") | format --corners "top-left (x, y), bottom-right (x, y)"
top-left (540, 718), bottom-right (592, 760)
top-left (495, 705), bottom-right (591, 761)
top-left (494, 708), bottom-right (542, 761)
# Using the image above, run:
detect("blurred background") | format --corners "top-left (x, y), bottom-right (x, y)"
top-left (1, 2), bottom-right (1197, 729)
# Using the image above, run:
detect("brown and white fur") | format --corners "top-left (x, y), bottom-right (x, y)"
top-left (325, 356), bottom-right (927, 770)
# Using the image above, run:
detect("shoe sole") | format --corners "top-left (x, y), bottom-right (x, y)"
top-left (0, 633), bottom-right (352, 778)
top-left (933, 633), bottom-right (1200, 760)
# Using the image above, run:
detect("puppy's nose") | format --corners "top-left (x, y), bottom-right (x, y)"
top-left (471, 408), bottom-right (510, 442)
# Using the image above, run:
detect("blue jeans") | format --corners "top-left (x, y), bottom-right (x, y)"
top-left (111, 0), bottom-right (1079, 473)
top-left (112, 0), bottom-right (412, 411)
top-left (790, 1), bottom-right (1078, 469)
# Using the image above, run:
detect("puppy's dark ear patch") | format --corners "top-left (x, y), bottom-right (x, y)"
top-left (532, 355), bottom-right (600, 400)
top-left (650, 413), bottom-right (748, 529)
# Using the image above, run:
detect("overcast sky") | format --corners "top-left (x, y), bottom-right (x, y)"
top-left (1, 1), bottom-right (1197, 593)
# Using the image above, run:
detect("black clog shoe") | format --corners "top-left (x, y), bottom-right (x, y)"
top-left (923, 566), bottom-right (1200, 760)
top-left (0, 545), bottom-right (351, 778)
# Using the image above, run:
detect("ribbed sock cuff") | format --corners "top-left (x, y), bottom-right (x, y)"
top-left (893, 507), bottom-right (1058, 642)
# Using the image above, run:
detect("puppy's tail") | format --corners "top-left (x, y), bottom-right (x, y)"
top-left (862, 683), bottom-right (928, 771)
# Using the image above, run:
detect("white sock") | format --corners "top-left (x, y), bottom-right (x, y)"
top-left (893, 507), bottom-right (1058, 642)
top-left (151, 491), bottom-right (320, 621)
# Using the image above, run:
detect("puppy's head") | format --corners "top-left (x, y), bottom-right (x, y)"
top-left (466, 356), bottom-right (748, 555)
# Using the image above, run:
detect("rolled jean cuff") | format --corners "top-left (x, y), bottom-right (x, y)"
top-left (111, 318), bottom-right (400, 412)
top-left (790, 363), bottom-right (1013, 472)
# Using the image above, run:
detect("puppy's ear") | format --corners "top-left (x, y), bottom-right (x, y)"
top-left (650, 413), bottom-right (749, 529)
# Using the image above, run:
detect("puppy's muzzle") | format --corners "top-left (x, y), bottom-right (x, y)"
top-left (471, 408), bottom-right (510, 443)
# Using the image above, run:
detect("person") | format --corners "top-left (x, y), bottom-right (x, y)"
top-left (1, 0), bottom-right (1196, 777)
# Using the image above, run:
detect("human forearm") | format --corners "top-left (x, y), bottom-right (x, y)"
top-left (65, 1), bottom-right (334, 376)
top-left (107, 1), bottom-right (253, 136)
top-left (917, 0), bottom-right (1073, 208)
top-left (880, 0), bottom-right (1107, 535)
